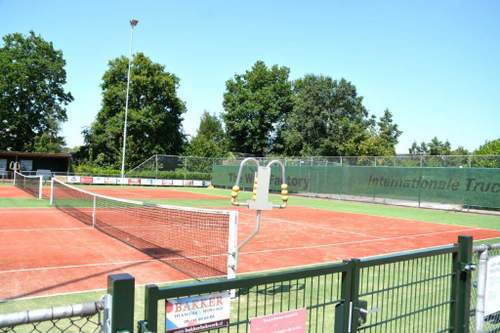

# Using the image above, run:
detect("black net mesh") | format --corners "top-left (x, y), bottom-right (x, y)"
top-left (52, 179), bottom-right (232, 278)
top-left (14, 172), bottom-right (42, 199)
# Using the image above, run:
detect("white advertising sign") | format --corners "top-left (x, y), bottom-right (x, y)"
top-left (165, 291), bottom-right (230, 333)
top-left (104, 177), bottom-right (117, 185)
top-left (172, 179), bottom-right (183, 186)
top-left (67, 176), bottom-right (81, 184)
top-left (93, 177), bottom-right (105, 184)
top-left (153, 179), bottom-right (163, 186)
top-left (485, 255), bottom-right (500, 316)
top-left (117, 177), bottom-right (129, 185)
top-left (140, 178), bottom-right (153, 185)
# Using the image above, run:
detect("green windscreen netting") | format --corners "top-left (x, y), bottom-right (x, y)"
top-left (212, 165), bottom-right (500, 210)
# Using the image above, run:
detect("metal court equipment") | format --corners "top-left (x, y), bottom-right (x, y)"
top-left (230, 158), bottom-right (288, 269)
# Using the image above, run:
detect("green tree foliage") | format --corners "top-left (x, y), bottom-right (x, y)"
top-left (282, 75), bottom-right (395, 156)
top-left (409, 137), bottom-right (451, 155)
top-left (33, 116), bottom-right (66, 152)
top-left (359, 110), bottom-right (402, 155)
top-left (222, 61), bottom-right (293, 155)
top-left (0, 31), bottom-right (73, 152)
top-left (428, 137), bottom-right (451, 155)
top-left (451, 146), bottom-right (469, 155)
top-left (473, 139), bottom-right (500, 168)
top-left (83, 53), bottom-right (186, 168)
top-left (184, 112), bottom-right (227, 158)
top-left (475, 139), bottom-right (500, 155)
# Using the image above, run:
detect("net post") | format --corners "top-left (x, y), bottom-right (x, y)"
top-left (38, 175), bottom-right (43, 200)
top-left (92, 196), bottom-right (97, 228)
top-left (227, 210), bottom-right (238, 280)
top-left (13, 170), bottom-right (16, 186)
top-left (49, 177), bottom-right (54, 205)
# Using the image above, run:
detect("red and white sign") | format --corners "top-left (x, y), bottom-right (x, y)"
top-left (165, 291), bottom-right (230, 333)
top-left (249, 309), bottom-right (307, 333)
top-left (128, 178), bottom-right (140, 185)
top-left (80, 176), bottom-right (93, 184)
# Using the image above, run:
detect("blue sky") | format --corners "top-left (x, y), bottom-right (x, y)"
top-left (1, 0), bottom-right (499, 153)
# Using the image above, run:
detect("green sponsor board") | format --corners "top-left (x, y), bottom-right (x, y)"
top-left (212, 165), bottom-right (500, 209)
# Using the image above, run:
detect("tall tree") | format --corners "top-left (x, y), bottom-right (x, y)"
top-left (0, 31), bottom-right (73, 152)
top-left (358, 110), bottom-right (402, 156)
top-left (428, 137), bottom-right (451, 155)
top-left (409, 141), bottom-right (428, 155)
top-left (83, 53), bottom-right (186, 168)
top-left (281, 75), bottom-right (372, 156)
top-left (475, 139), bottom-right (500, 155)
top-left (184, 111), bottom-right (227, 158)
top-left (377, 109), bottom-right (402, 153)
top-left (473, 139), bottom-right (500, 168)
top-left (222, 61), bottom-right (293, 155)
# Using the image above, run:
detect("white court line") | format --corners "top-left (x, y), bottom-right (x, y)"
top-left (0, 259), bottom-right (156, 274)
top-left (238, 227), bottom-right (486, 256)
top-left (0, 227), bottom-right (91, 233)
top-left (1, 227), bottom-right (493, 275)
top-left (236, 210), bottom-right (384, 239)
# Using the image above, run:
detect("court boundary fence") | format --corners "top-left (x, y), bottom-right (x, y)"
top-left (0, 274), bottom-right (134, 333)
top-left (139, 236), bottom-right (476, 333)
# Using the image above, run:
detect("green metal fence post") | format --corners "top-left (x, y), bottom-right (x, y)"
top-left (449, 235), bottom-right (473, 333)
top-left (141, 284), bottom-right (160, 333)
top-left (335, 261), bottom-right (352, 333)
top-left (349, 259), bottom-right (362, 333)
top-left (335, 259), bottom-right (361, 333)
top-left (107, 273), bottom-right (135, 333)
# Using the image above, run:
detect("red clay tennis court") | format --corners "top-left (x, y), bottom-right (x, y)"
top-left (1, 185), bottom-right (500, 300)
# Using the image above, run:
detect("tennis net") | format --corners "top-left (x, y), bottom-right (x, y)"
top-left (14, 171), bottom-right (43, 199)
top-left (50, 178), bottom-right (238, 279)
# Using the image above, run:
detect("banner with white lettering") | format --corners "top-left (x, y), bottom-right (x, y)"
top-left (165, 291), bottom-right (230, 333)
top-left (485, 255), bottom-right (500, 316)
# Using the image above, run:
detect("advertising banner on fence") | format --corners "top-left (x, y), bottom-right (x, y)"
top-left (67, 176), bottom-right (80, 183)
top-left (80, 176), bottom-right (93, 184)
top-left (104, 177), bottom-right (117, 185)
top-left (212, 165), bottom-right (500, 209)
top-left (165, 291), bottom-right (230, 333)
top-left (249, 309), bottom-right (307, 333)
top-left (128, 178), bottom-right (140, 185)
top-left (117, 177), bottom-right (129, 185)
top-left (485, 255), bottom-right (500, 316)
top-left (93, 177), bottom-right (105, 184)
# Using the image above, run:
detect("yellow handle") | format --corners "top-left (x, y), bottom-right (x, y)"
top-left (231, 185), bottom-right (240, 205)
top-left (280, 184), bottom-right (288, 208)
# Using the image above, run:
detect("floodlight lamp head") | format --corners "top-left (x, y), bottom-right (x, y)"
top-left (130, 19), bottom-right (139, 28)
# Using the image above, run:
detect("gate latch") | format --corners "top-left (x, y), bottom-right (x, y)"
top-left (460, 263), bottom-right (476, 272)
top-left (354, 300), bottom-right (381, 325)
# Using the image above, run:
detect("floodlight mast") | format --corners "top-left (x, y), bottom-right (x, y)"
top-left (120, 18), bottom-right (139, 179)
